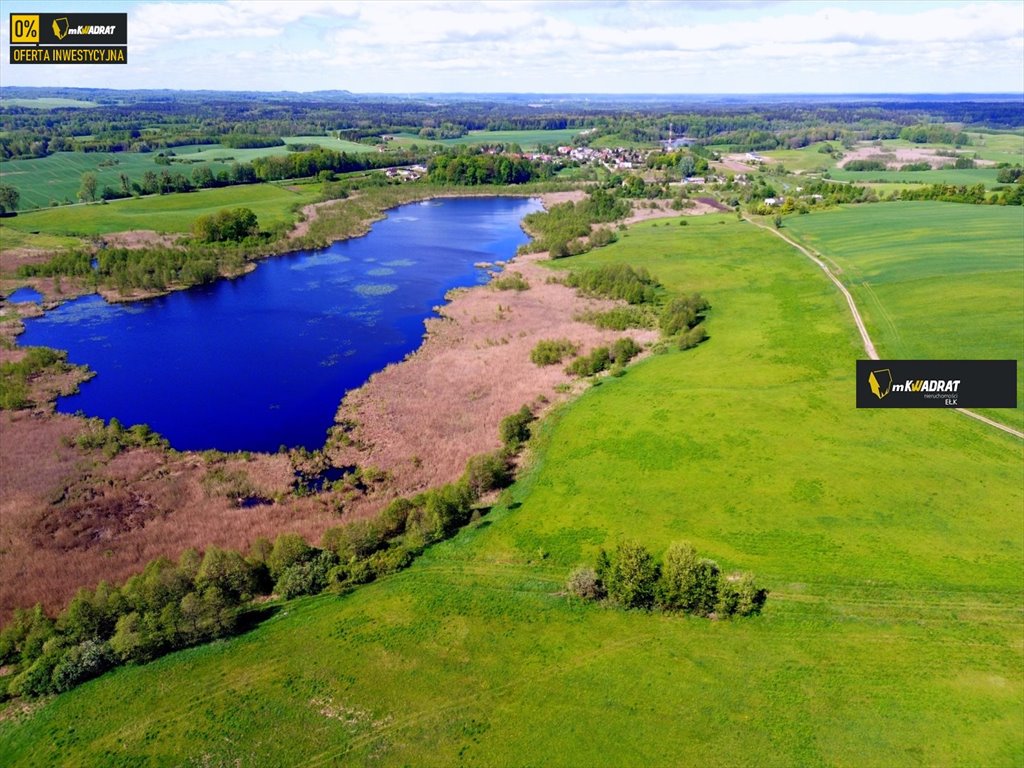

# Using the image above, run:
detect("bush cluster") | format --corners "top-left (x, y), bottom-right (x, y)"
top-left (565, 338), bottom-right (640, 377)
top-left (492, 272), bottom-right (530, 291)
top-left (530, 339), bottom-right (578, 366)
top-left (567, 540), bottom-right (768, 618)
top-left (565, 263), bottom-right (659, 305)
top-left (577, 305), bottom-right (656, 331)
top-left (521, 189), bottom-right (630, 258)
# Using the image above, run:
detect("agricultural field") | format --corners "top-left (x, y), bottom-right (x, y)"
top-left (828, 167), bottom-right (1003, 187)
top-left (0, 151), bottom-right (228, 211)
top-left (3, 215), bottom-right (1019, 766)
top-left (781, 201), bottom-right (1024, 431)
top-left (0, 182), bottom-right (320, 236)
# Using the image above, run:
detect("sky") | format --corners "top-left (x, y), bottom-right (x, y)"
top-left (1, 0), bottom-right (1022, 94)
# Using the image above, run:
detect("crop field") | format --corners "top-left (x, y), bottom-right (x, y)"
top-left (0, 151), bottom-right (231, 211)
top-left (829, 167), bottom-right (1003, 187)
top-left (781, 201), bottom-right (1024, 431)
top-left (0, 183), bottom-right (320, 236)
top-left (3, 215), bottom-right (1020, 766)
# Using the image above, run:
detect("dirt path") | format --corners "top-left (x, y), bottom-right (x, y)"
top-left (745, 216), bottom-right (1023, 441)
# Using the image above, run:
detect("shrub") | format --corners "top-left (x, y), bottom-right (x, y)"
top-left (578, 305), bottom-right (656, 330)
top-left (610, 337), bottom-right (641, 365)
top-left (50, 639), bottom-right (114, 693)
top-left (716, 573), bottom-right (769, 617)
top-left (566, 347), bottom-right (611, 377)
top-left (492, 272), bottom-right (530, 291)
top-left (657, 547), bottom-right (721, 616)
top-left (530, 339), bottom-right (578, 366)
top-left (566, 567), bottom-right (605, 601)
top-left (274, 551), bottom-right (338, 599)
top-left (463, 450), bottom-right (513, 497)
top-left (500, 405), bottom-right (534, 448)
top-left (659, 294), bottom-right (709, 337)
top-left (604, 541), bottom-right (659, 609)
top-left (678, 324), bottom-right (708, 350)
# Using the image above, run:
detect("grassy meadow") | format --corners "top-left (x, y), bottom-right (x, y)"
top-left (781, 201), bottom-right (1024, 431)
top-left (758, 143), bottom-right (840, 173)
top-left (2, 214), bottom-right (1020, 766)
top-left (0, 183), bottom-right (321, 237)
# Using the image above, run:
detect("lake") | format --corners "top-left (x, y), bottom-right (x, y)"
top-left (17, 196), bottom-right (542, 452)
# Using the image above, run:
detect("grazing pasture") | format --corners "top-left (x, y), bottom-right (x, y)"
top-left (2, 215), bottom-right (1020, 767)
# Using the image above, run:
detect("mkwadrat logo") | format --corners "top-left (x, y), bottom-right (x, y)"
top-left (867, 368), bottom-right (893, 400)
top-left (51, 17), bottom-right (118, 40)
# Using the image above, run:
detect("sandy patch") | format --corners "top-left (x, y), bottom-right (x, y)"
top-left (101, 230), bottom-right (180, 249)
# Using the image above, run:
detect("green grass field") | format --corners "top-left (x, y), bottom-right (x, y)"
top-left (829, 168), bottom-right (1003, 188)
top-left (781, 202), bottom-right (1024, 430)
top-left (2, 214), bottom-right (1020, 766)
top-left (759, 143), bottom-right (840, 173)
top-left (440, 128), bottom-right (581, 149)
top-left (0, 183), bottom-right (320, 236)
top-left (960, 132), bottom-right (1024, 166)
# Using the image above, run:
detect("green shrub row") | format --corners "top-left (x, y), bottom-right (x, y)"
top-left (567, 540), bottom-right (768, 618)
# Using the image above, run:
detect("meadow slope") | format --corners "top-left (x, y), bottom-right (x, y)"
top-left (1, 215), bottom-right (1021, 767)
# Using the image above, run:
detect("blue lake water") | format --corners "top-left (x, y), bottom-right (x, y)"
top-left (17, 196), bottom-right (541, 452)
top-left (7, 286), bottom-right (43, 303)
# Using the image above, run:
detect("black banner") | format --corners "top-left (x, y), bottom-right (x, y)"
top-left (856, 360), bottom-right (1017, 409)
top-left (9, 12), bottom-right (128, 64)
top-left (11, 13), bottom-right (127, 45)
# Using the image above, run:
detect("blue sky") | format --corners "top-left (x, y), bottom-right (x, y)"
top-left (2, 0), bottom-right (1022, 93)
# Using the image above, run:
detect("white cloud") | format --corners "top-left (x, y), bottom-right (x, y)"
top-left (1, 0), bottom-right (1021, 91)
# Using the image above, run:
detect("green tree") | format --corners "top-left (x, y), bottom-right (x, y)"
top-left (658, 543), bottom-right (721, 615)
top-left (196, 546), bottom-right (257, 603)
top-left (78, 172), bottom-right (98, 202)
top-left (605, 540), bottom-right (658, 609)
top-left (267, 533), bottom-right (312, 581)
top-left (0, 184), bottom-right (20, 214)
